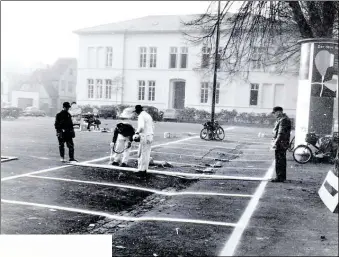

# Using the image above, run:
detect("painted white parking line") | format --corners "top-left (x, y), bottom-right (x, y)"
top-left (154, 146), bottom-right (241, 156)
top-left (151, 151), bottom-right (216, 160)
top-left (1, 156), bottom-right (18, 163)
top-left (229, 159), bottom-right (273, 162)
top-left (218, 161), bottom-right (275, 256)
top-left (1, 136), bottom-right (202, 182)
top-left (27, 156), bottom-right (50, 160)
top-left (129, 157), bottom-right (269, 170)
top-left (1, 199), bottom-right (238, 227)
top-left (26, 175), bottom-right (253, 198)
top-left (70, 162), bottom-right (268, 181)
top-left (175, 142), bottom-right (237, 150)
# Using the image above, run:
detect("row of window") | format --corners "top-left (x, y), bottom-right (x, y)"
top-left (87, 46), bottom-right (264, 70)
top-left (200, 82), bottom-right (220, 104)
top-left (87, 47), bottom-right (113, 68)
top-left (87, 79), bottom-right (113, 99)
top-left (86, 79), bottom-right (278, 106)
top-left (138, 80), bottom-right (156, 101)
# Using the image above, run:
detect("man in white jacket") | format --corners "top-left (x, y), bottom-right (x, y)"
top-left (133, 105), bottom-right (154, 176)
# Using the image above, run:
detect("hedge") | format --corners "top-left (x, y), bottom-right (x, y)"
top-left (76, 105), bottom-right (294, 127)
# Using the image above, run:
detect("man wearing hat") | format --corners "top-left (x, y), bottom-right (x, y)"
top-left (54, 102), bottom-right (78, 163)
top-left (132, 105), bottom-right (154, 176)
top-left (271, 106), bottom-right (292, 182)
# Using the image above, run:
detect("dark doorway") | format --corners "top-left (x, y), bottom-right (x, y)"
top-left (173, 81), bottom-right (185, 109)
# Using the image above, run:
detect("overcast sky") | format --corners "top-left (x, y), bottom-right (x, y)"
top-left (1, 1), bottom-right (216, 70)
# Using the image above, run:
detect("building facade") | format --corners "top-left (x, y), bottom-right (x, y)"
top-left (74, 15), bottom-right (299, 117)
top-left (6, 58), bottom-right (77, 115)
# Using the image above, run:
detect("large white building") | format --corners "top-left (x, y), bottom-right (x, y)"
top-left (74, 15), bottom-right (299, 117)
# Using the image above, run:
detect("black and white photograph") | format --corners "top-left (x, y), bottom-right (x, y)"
top-left (1, 1), bottom-right (338, 256)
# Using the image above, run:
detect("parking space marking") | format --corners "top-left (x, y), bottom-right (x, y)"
top-left (1, 199), bottom-right (238, 227)
top-left (27, 156), bottom-right (50, 160)
top-left (229, 159), bottom-right (273, 162)
top-left (154, 146), bottom-right (241, 156)
top-left (1, 136), bottom-right (203, 182)
top-left (25, 175), bottom-right (253, 198)
top-left (218, 161), bottom-right (275, 256)
top-left (70, 163), bottom-right (268, 181)
top-left (150, 151), bottom-right (217, 160)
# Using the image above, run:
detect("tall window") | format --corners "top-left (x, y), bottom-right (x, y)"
top-left (251, 47), bottom-right (264, 70)
top-left (68, 82), bottom-right (73, 93)
top-left (148, 81), bottom-right (155, 101)
top-left (149, 47), bottom-right (157, 68)
top-left (105, 79), bottom-right (112, 99)
top-left (169, 47), bottom-right (177, 68)
top-left (87, 47), bottom-right (95, 68)
top-left (138, 80), bottom-right (146, 100)
top-left (139, 47), bottom-right (147, 68)
top-left (88, 79), bottom-right (94, 98)
top-left (106, 47), bottom-right (113, 67)
top-left (96, 47), bottom-right (104, 68)
top-left (250, 83), bottom-right (259, 106)
top-left (200, 82), bottom-right (209, 103)
top-left (96, 79), bottom-right (103, 98)
top-left (201, 46), bottom-right (211, 68)
top-left (215, 83), bottom-right (220, 104)
top-left (180, 47), bottom-right (188, 68)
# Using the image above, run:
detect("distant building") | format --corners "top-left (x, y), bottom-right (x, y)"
top-left (74, 15), bottom-right (299, 117)
top-left (8, 58), bottom-right (77, 115)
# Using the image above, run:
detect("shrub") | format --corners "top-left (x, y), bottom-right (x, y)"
top-left (177, 107), bottom-right (197, 122)
top-left (195, 109), bottom-right (211, 121)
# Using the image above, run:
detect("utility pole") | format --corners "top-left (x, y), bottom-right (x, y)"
top-left (211, 0), bottom-right (221, 125)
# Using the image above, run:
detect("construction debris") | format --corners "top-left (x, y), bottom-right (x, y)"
top-left (195, 167), bottom-right (215, 173)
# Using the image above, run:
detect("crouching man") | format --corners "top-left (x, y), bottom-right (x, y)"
top-left (133, 105), bottom-right (154, 177)
top-left (110, 123), bottom-right (135, 167)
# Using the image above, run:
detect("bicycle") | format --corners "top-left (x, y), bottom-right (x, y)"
top-left (292, 132), bottom-right (338, 164)
top-left (200, 121), bottom-right (225, 141)
top-left (288, 135), bottom-right (295, 152)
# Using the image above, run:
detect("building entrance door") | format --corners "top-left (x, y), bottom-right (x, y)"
top-left (173, 81), bottom-right (185, 109)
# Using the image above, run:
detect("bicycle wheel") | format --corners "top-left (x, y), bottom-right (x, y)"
top-left (288, 136), bottom-right (295, 152)
top-left (200, 128), bottom-right (208, 140)
top-left (215, 127), bottom-right (225, 141)
top-left (293, 144), bottom-right (313, 164)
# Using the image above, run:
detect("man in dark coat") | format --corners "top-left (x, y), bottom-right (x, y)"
top-left (55, 102), bottom-right (78, 162)
top-left (271, 106), bottom-right (292, 182)
top-left (110, 122), bottom-right (135, 167)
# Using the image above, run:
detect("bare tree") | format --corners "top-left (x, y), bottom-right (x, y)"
top-left (183, 1), bottom-right (339, 80)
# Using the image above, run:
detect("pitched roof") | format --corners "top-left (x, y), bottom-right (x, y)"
top-left (51, 58), bottom-right (77, 78)
top-left (73, 14), bottom-right (203, 34)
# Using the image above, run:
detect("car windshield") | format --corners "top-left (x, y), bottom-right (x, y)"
top-left (122, 108), bottom-right (134, 114)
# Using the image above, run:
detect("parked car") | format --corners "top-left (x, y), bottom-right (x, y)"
top-left (162, 109), bottom-right (180, 122)
top-left (98, 106), bottom-right (118, 119)
top-left (118, 106), bottom-right (163, 121)
top-left (118, 107), bottom-right (137, 120)
top-left (144, 106), bottom-right (163, 121)
top-left (1, 107), bottom-right (23, 119)
top-left (22, 107), bottom-right (46, 117)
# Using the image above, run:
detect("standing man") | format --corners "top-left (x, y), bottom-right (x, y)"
top-left (271, 106), bottom-right (292, 182)
top-left (55, 102), bottom-right (78, 163)
top-left (110, 122), bottom-right (135, 167)
top-left (133, 105), bottom-right (154, 176)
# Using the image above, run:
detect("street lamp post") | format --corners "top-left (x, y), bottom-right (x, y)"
top-left (211, 0), bottom-right (221, 125)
